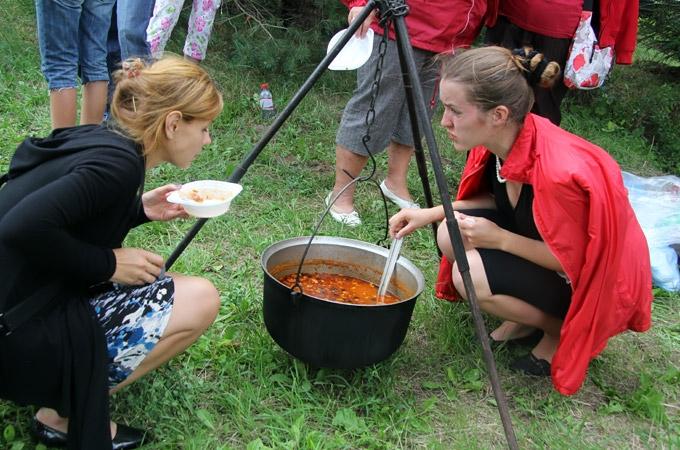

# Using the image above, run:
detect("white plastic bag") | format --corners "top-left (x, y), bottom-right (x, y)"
top-left (622, 171), bottom-right (680, 291)
top-left (563, 10), bottom-right (614, 90)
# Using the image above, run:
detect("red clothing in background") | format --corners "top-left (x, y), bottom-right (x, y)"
top-left (500, 0), bottom-right (583, 39)
top-left (495, 0), bottom-right (639, 64)
top-left (599, 0), bottom-right (639, 64)
top-left (343, 0), bottom-right (494, 53)
top-left (436, 114), bottom-right (652, 395)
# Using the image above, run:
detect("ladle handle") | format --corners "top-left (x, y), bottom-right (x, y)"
top-left (377, 238), bottom-right (403, 300)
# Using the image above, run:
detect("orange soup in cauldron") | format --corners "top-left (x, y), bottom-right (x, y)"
top-left (278, 273), bottom-right (400, 305)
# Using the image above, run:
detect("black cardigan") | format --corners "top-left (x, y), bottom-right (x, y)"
top-left (0, 124), bottom-right (147, 449)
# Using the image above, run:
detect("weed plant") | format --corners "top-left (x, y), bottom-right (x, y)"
top-left (0, 1), bottom-right (678, 449)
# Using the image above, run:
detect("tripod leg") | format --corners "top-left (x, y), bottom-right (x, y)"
top-left (391, 11), bottom-right (519, 450)
top-left (394, 36), bottom-right (440, 255)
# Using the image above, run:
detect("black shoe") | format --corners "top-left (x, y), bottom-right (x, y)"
top-left (489, 329), bottom-right (544, 348)
top-left (31, 416), bottom-right (148, 449)
top-left (510, 353), bottom-right (551, 377)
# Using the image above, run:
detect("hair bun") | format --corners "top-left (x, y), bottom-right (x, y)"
top-left (511, 47), bottom-right (559, 88)
top-left (121, 58), bottom-right (145, 79)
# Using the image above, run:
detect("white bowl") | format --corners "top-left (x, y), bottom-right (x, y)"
top-left (327, 28), bottom-right (374, 71)
top-left (167, 180), bottom-right (243, 218)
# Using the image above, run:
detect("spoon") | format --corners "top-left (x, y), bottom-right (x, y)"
top-left (376, 237), bottom-right (403, 302)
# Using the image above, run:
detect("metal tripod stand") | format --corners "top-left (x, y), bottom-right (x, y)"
top-left (165, 1), bottom-right (519, 448)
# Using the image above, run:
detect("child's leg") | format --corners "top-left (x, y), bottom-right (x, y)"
top-left (183, 0), bottom-right (222, 61)
top-left (146, 0), bottom-right (185, 59)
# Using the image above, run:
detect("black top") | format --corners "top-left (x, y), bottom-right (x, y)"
top-left (0, 124), bottom-right (146, 449)
top-left (487, 156), bottom-right (541, 240)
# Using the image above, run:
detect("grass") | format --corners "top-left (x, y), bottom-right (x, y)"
top-left (1, 1), bottom-right (678, 449)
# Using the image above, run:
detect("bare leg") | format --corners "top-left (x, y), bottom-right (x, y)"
top-left (384, 141), bottom-right (415, 201)
top-left (49, 88), bottom-right (77, 129)
top-left (450, 248), bottom-right (562, 362)
top-left (36, 274), bottom-right (220, 433)
top-left (80, 81), bottom-right (109, 125)
top-left (331, 144), bottom-right (368, 213)
top-left (110, 273), bottom-right (220, 392)
top-left (489, 321), bottom-right (536, 341)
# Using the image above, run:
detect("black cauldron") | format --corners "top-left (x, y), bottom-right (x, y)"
top-left (261, 236), bottom-right (425, 368)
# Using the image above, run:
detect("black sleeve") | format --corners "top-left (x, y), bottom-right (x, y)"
top-left (132, 202), bottom-right (151, 227)
top-left (0, 150), bottom-right (143, 286)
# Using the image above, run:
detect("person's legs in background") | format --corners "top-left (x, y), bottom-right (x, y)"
top-left (35, 0), bottom-right (81, 129)
top-left (183, 0), bottom-right (222, 62)
top-left (146, 0), bottom-right (185, 59)
top-left (383, 141), bottom-right (415, 202)
top-left (117, 0), bottom-right (156, 60)
top-left (79, 0), bottom-right (116, 125)
top-left (330, 40), bottom-right (437, 223)
top-left (106, 0), bottom-right (155, 118)
top-left (331, 144), bottom-right (369, 214)
top-left (105, 4), bottom-right (121, 115)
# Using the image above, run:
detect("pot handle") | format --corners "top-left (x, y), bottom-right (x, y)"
top-left (290, 285), bottom-right (302, 307)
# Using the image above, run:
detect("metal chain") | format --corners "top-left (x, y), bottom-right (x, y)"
top-left (295, 9), bottom-right (396, 291)
top-left (360, 20), bottom-right (390, 163)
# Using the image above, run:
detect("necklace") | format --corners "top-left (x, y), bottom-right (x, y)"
top-left (495, 155), bottom-right (507, 184)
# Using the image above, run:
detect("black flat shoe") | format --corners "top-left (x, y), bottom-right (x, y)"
top-left (510, 353), bottom-right (551, 377)
top-left (489, 329), bottom-right (544, 348)
top-left (31, 417), bottom-right (148, 449)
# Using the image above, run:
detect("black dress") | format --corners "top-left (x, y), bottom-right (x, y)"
top-left (457, 158), bottom-right (572, 319)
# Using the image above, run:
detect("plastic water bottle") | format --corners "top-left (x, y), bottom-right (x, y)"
top-left (259, 83), bottom-right (276, 119)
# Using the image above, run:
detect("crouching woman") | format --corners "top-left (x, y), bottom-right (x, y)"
top-left (389, 47), bottom-right (652, 395)
top-left (0, 56), bottom-right (223, 449)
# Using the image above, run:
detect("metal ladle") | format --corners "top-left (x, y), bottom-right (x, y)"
top-left (376, 237), bottom-right (403, 302)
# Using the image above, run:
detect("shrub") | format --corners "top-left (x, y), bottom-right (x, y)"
top-left (222, 0), bottom-right (346, 76)
top-left (639, 0), bottom-right (680, 61)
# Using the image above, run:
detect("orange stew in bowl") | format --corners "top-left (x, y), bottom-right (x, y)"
top-left (278, 273), bottom-right (400, 305)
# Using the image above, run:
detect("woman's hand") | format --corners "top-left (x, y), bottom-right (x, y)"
top-left (142, 184), bottom-right (189, 221)
top-left (348, 6), bottom-right (376, 37)
top-left (455, 212), bottom-right (507, 250)
top-left (389, 207), bottom-right (440, 239)
top-left (111, 248), bottom-right (164, 285)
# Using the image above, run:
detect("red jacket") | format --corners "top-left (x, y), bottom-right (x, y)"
top-left (436, 114), bottom-right (652, 395)
top-left (343, 0), bottom-right (496, 53)
top-left (599, 0), bottom-right (639, 64)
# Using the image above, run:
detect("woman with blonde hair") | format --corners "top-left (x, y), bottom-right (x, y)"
top-left (389, 46), bottom-right (652, 395)
top-left (0, 55), bottom-right (223, 449)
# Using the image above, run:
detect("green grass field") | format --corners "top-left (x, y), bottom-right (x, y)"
top-left (0, 2), bottom-right (678, 449)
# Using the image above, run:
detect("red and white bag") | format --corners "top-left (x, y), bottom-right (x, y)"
top-left (563, 9), bottom-right (614, 90)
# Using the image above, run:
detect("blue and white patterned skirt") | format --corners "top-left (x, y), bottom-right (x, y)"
top-left (88, 276), bottom-right (175, 387)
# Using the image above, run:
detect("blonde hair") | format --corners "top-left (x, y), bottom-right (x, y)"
top-left (110, 55), bottom-right (223, 156)
top-left (440, 46), bottom-right (560, 123)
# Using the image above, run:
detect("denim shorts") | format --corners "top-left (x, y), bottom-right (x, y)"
top-left (35, 0), bottom-right (116, 90)
top-left (335, 37), bottom-right (439, 156)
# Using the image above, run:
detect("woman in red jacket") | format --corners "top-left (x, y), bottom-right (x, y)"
top-left (388, 46), bottom-right (652, 395)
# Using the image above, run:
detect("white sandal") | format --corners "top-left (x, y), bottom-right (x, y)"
top-left (380, 180), bottom-right (420, 209)
top-left (325, 192), bottom-right (362, 227)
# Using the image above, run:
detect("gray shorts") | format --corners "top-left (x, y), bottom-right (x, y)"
top-left (336, 36), bottom-right (440, 156)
